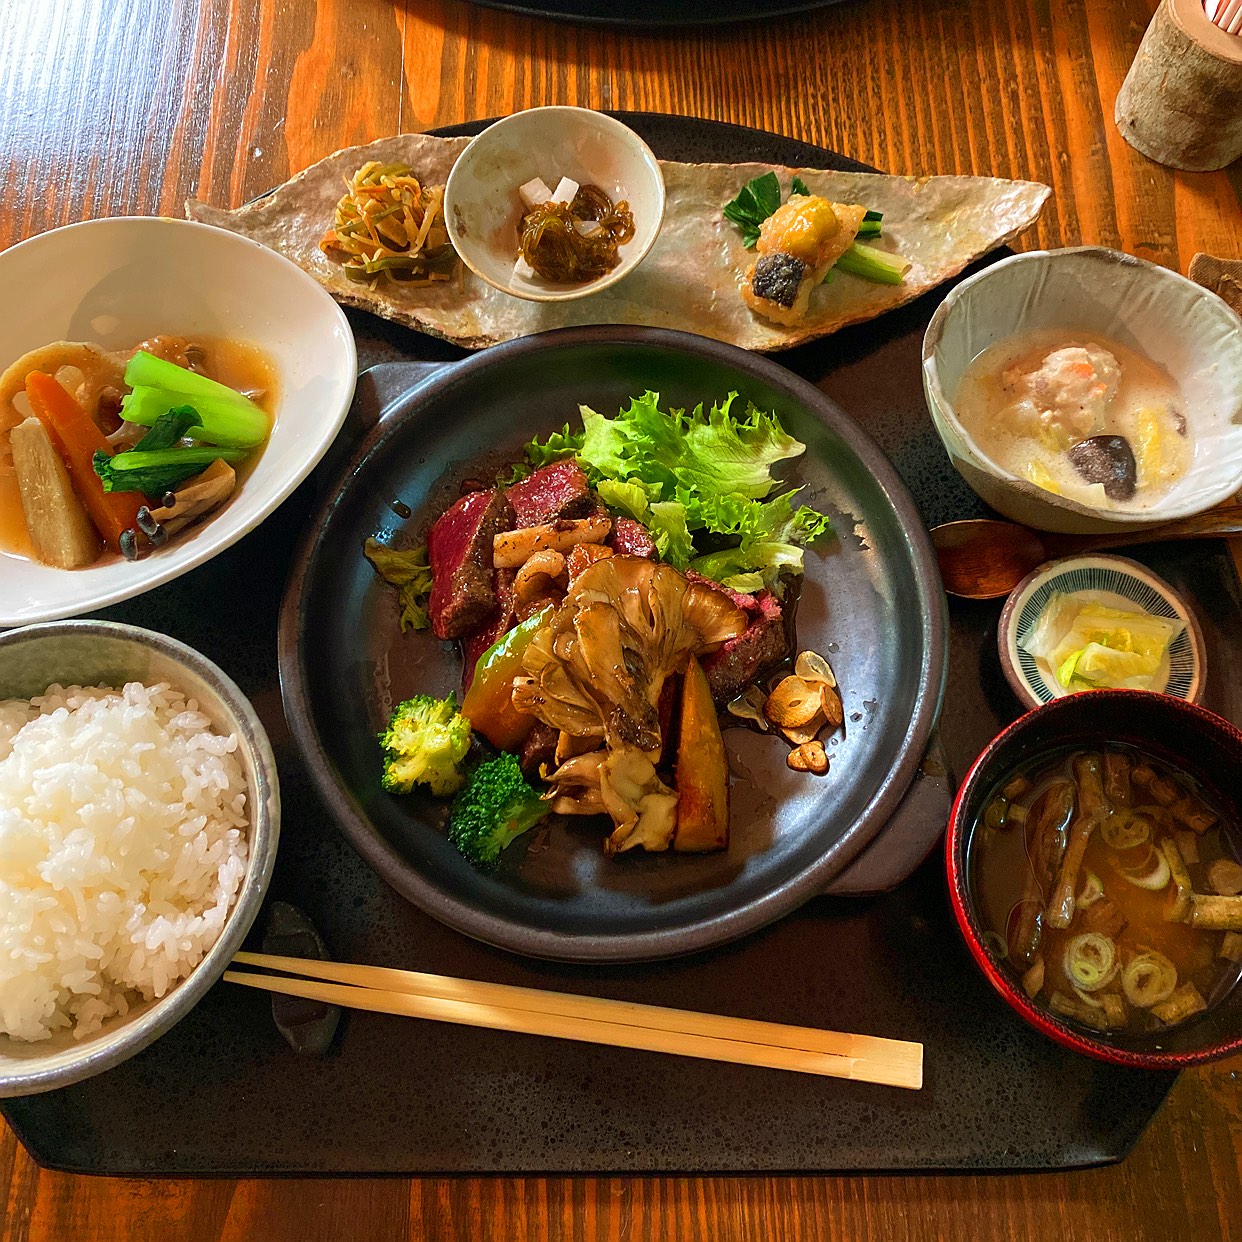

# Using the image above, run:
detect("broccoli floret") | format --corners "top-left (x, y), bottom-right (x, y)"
top-left (448, 753), bottom-right (549, 869)
top-left (379, 694), bottom-right (471, 796)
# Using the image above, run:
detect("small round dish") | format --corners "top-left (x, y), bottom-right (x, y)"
top-left (998, 553), bottom-right (1205, 709)
top-left (443, 107), bottom-right (665, 303)
top-left (947, 690), bottom-right (1242, 1070)
top-left (0, 620), bottom-right (279, 1098)
top-left (922, 246), bottom-right (1242, 534)
top-left (0, 216), bottom-right (357, 627)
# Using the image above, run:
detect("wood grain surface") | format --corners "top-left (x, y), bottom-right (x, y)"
top-left (1, 0), bottom-right (1240, 1238)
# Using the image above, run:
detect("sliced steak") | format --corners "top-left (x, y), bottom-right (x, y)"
top-left (426, 488), bottom-right (512, 640)
top-left (608, 516), bottom-right (657, 559)
top-left (506, 460), bottom-right (595, 527)
top-left (519, 721), bottom-right (559, 778)
top-left (461, 568), bottom-right (516, 690)
top-left (700, 590), bottom-right (787, 707)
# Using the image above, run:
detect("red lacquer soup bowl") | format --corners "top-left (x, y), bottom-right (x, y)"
top-left (946, 690), bottom-right (1242, 1069)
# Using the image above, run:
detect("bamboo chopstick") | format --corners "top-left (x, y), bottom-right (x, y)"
top-left (226, 951), bottom-right (923, 1089)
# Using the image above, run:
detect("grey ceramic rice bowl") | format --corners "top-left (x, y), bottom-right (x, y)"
top-left (0, 621), bottom-right (279, 1098)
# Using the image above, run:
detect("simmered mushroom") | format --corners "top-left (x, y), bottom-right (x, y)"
top-left (513, 556), bottom-right (747, 752)
top-left (1067, 435), bottom-right (1137, 502)
top-left (516, 556), bottom-right (747, 851)
top-left (140, 459), bottom-right (237, 538)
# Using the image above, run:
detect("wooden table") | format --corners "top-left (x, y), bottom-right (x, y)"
top-left (2, 0), bottom-right (1240, 1238)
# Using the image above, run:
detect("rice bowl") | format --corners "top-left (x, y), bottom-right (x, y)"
top-left (0, 621), bottom-right (277, 1098)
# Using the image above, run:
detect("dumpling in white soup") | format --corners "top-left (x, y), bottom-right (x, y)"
top-left (953, 329), bottom-right (1188, 512)
top-left (999, 344), bottom-right (1122, 448)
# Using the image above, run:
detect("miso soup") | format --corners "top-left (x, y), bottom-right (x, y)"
top-left (970, 743), bottom-right (1242, 1036)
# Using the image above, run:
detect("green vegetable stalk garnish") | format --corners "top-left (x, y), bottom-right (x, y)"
top-left (447, 753), bottom-right (549, 870)
top-left (723, 173), bottom-right (908, 285)
top-left (93, 444), bottom-right (247, 495)
top-left (121, 352), bottom-right (270, 448)
top-left (364, 538), bottom-right (433, 632)
top-left (526, 391), bottom-right (831, 592)
top-left (131, 405), bottom-right (203, 451)
top-left (835, 240), bottom-right (911, 285)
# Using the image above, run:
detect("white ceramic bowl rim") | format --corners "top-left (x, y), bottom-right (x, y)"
top-left (0, 215), bottom-right (357, 625)
top-left (923, 245), bottom-right (1242, 526)
top-left (443, 106), bottom-right (667, 303)
top-left (0, 620), bottom-right (279, 1097)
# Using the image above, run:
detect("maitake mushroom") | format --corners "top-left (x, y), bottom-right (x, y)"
top-left (512, 556), bottom-right (746, 854)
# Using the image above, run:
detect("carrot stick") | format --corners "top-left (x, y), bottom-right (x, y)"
top-left (24, 371), bottom-right (142, 554)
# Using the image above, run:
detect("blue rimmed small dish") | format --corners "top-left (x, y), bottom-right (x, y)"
top-left (997, 553), bottom-right (1205, 710)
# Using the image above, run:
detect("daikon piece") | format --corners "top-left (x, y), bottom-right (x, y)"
top-left (518, 177), bottom-right (553, 210)
top-left (11, 415), bottom-right (100, 568)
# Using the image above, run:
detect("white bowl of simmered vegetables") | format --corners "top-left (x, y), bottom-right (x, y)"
top-left (0, 216), bottom-right (356, 625)
top-left (948, 691), bottom-right (1242, 1068)
top-left (443, 107), bottom-right (665, 302)
top-left (923, 247), bottom-right (1242, 535)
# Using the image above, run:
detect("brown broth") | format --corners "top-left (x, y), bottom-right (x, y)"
top-left (970, 743), bottom-right (1242, 1037)
top-left (0, 336), bottom-right (277, 565)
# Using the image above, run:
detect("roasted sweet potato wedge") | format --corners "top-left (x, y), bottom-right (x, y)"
top-left (673, 656), bottom-right (729, 853)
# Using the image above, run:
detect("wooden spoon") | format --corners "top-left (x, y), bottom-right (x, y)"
top-left (932, 504), bottom-right (1242, 599)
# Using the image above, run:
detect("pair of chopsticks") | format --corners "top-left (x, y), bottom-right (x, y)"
top-left (226, 952), bottom-right (923, 1090)
top-left (1206, 0), bottom-right (1242, 35)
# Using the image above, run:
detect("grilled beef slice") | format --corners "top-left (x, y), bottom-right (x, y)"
top-left (519, 721), bottom-right (559, 777)
top-left (506, 460), bottom-right (595, 527)
top-left (460, 568), bottom-right (517, 691)
top-left (608, 516), bottom-right (657, 558)
top-left (426, 488), bottom-right (513, 640)
top-left (699, 590), bottom-right (787, 706)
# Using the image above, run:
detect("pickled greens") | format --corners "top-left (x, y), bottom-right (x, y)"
top-left (1021, 594), bottom-right (1182, 692)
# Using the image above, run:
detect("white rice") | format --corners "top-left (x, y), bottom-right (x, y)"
top-left (0, 682), bottom-right (249, 1042)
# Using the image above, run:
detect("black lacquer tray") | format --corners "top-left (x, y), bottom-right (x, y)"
top-left (7, 115), bottom-right (1239, 1174)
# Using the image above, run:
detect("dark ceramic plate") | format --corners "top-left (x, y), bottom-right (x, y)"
top-left (470, 0), bottom-right (846, 27)
top-left (280, 328), bottom-right (948, 961)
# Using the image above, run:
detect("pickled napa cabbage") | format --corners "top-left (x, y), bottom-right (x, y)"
top-left (1021, 594), bottom-right (1182, 692)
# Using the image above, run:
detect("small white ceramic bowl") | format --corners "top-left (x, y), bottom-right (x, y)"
top-left (922, 247), bottom-right (1242, 534)
top-left (997, 553), bottom-right (1205, 709)
top-left (0, 621), bottom-right (279, 1098)
top-left (443, 107), bottom-right (665, 303)
top-left (0, 216), bottom-right (357, 626)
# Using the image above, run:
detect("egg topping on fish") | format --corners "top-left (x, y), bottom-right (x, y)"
top-left (741, 195), bottom-right (867, 326)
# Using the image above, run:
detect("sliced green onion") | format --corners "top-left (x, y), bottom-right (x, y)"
top-left (1102, 812), bottom-right (1153, 851)
top-left (1077, 870), bottom-right (1105, 908)
top-left (836, 241), bottom-right (911, 286)
top-left (1121, 846), bottom-right (1172, 891)
top-left (1063, 932), bottom-right (1118, 992)
top-left (1122, 951), bottom-right (1178, 1008)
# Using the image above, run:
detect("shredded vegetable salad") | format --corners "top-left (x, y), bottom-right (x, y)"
top-left (319, 162), bottom-right (458, 285)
